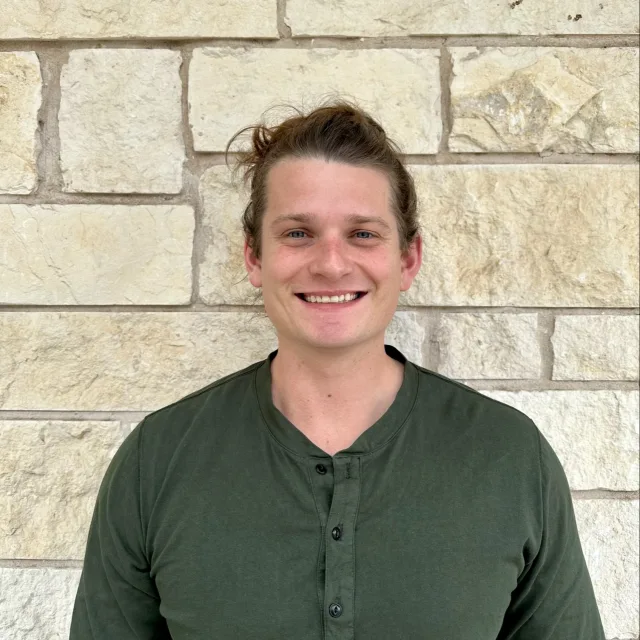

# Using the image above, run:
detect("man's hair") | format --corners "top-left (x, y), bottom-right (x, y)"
top-left (224, 96), bottom-right (421, 262)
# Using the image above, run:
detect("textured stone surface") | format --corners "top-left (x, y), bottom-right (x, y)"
top-left (575, 500), bottom-right (639, 639)
top-left (401, 165), bottom-right (639, 307)
top-left (0, 204), bottom-right (194, 305)
top-left (487, 391), bottom-right (639, 491)
top-left (437, 313), bottom-right (540, 379)
top-left (59, 49), bottom-right (184, 193)
top-left (0, 52), bottom-right (41, 194)
top-left (450, 47), bottom-right (639, 153)
top-left (286, 0), bottom-right (639, 36)
top-left (1, 0), bottom-right (277, 38)
top-left (190, 48), bottom-right (441, 154)
top-left (199, 165), bottom-right (255, 304)
top-left (0, 421), bottom-right (128, 558)
top-left (0, 568), bottom-right (81, 640)
top-left (384, 311), bottom-right (427, 366)
top-left (552, 315), bottom-right (640, 381)
top-left (0, 312), bottom-right (277, 411)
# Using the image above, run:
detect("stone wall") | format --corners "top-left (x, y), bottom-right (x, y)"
top-left (0, 2), bottom-right (638, 638)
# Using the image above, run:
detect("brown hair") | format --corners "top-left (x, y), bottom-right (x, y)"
top-left (224, 97), bottom-right (421, 262)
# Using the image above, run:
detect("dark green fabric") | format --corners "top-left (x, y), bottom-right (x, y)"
top-left (70, 345), bottom-right (605, 639)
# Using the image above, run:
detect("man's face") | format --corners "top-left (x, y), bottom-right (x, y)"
top-left (244, 157), bottom-right (422, 353)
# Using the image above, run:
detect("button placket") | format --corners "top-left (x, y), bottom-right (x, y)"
top-left (309, 457), bottom-right (333, 633)
top-left (323, 456), bottom-right (361, 640)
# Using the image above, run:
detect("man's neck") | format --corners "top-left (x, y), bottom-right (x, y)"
top-left (270, 339), bottom-right (404, 455)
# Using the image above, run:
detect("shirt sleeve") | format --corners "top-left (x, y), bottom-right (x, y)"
top-left (69, 420), bottom-right (171, 639)
top-left (497, 429), bottom-right (606, 640)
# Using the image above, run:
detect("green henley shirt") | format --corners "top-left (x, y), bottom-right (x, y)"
top-left (70, 345), bottom-right (605, 639)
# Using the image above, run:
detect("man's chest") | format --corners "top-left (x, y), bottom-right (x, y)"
top-left (144, 449), bottom-right (529, 640)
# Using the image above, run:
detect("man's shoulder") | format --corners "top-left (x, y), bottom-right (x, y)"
top-left (134, 358), bottom-right (264, 444)
top-left (408, 362), bottom-right (547, 503)
top-left (409, 361), bottom-right (541, 446)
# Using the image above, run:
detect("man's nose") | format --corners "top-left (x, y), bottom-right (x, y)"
top-left (308, 236), bottom-right (353, 279)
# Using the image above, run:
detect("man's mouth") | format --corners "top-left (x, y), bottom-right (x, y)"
top-left (295, 292), bottom-right (367, 305)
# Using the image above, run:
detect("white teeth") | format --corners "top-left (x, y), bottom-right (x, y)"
top-left (302, 292), bottom-right (359, 304)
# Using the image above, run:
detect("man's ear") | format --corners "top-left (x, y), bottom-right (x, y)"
top-left (244, 238), bottom-right (263, 289)
top-left (399, 234), bottom-right (423, 292)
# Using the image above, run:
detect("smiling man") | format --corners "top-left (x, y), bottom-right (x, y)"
top-left (70, 101), bottom-right (605, 639)
top-left (246, 157), bottom-right (417, 456)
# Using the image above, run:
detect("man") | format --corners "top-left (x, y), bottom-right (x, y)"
top-left (70, 101), bottom-right (606, 639)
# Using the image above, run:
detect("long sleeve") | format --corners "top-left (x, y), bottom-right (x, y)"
top-left (497, 430), bottom-right (606, 639)
top-left (69, 421), bottom-right (170, 639)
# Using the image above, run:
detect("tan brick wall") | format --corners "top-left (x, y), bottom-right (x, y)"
top-left (0, 2), bottom-right (638, 637)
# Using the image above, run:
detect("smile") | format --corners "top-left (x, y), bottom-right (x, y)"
top-left (295, 292), bottom-right (367, 305)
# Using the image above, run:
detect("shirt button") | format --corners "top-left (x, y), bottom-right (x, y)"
top-left (331, 526), bottom-right (342, 540)
top-left (329, 603), bottom-right (343, 618)
top-left (315, 463), bottom-right (327, 475)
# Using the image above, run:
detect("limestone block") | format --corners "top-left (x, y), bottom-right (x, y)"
top-left (189, 48), bottom-right (441, 154)
top-left (59, 49), bottom-right (184, 193)
top-left (450, 47), bottom-right (639, 153)
top-left (385, 311), bottom-right (427, 366)
top-left (0, 52), bottom-right (41, 194)
top-left (0, 204), bottom-right (194, 304)
top-left (552, 315), bottom-right (639, 380)
top-left (0, 568), bottom-right (81, 640)
top-left (0, 421), bottom-right (129, 558)
top-left (575, 500), bottom-right (639, 639)
top-left (487, 391), bottom-right (639, 490)
top-left (199, 165), bottom-right (255, 304)
top-left (0, 0), bottom-right (277, 38)
top-left (0, 312), bottom-right (277, 411)
top-left (437, 313), bottom-right (540, 379)
top-left (286, 0), bottom-right (638, 36)
top-left (401, 165), bottom-right (639, 307)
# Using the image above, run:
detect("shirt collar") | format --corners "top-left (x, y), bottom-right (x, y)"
top-left (254, 344), bottom-right (419, 458)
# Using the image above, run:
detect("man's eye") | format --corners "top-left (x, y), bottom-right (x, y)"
top-left (285, 230), bottom-right (375, 240)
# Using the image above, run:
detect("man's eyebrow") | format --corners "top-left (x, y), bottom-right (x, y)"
top-left (270, 213), bottom-right (392, 232)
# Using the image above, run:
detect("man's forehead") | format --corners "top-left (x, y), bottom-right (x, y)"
top-left (266, 157), bottom-right (391, 193)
